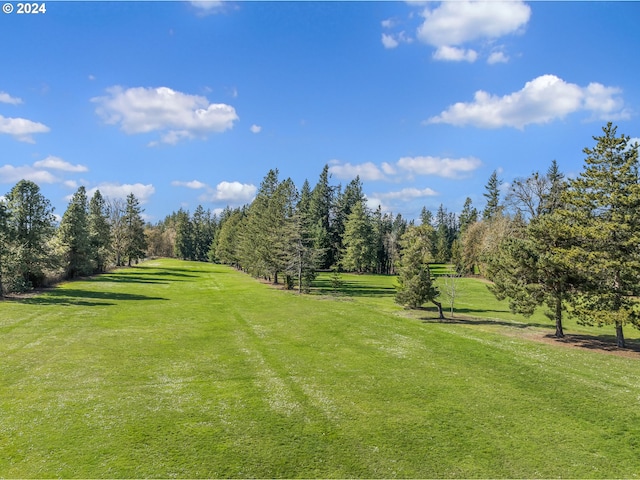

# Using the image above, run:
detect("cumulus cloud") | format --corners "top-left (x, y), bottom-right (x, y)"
top-left (416, 1), bottom-right (530, 62)
top-left (382, 33), bottom-right (399, 49)
top-left (381, 31), bottom-right (412, 49)
top-left (487, 51), bottom-right (509, 64)
top-left (88, 183), bottom-right (155, 204)
top-left (92, 86), bottom-right (238, 145)
top-left (0, 164), bottom-right (58, 184)
top-left (34, 156), bottom-right (88, 172)
top-left (428, 74), bottom-right (630, 129)
top-left (328, 161), bottom-right (387, 181)
top-left (418, 1), bottom-right (530, 47)
top-left (0, 115), bottom-right (50, 143)
top-left (0, 92), bottom-right (22, 105)
top-left (397, 156), bottom-right (482, 179)
top-left (433, 46), bottom-right (478, 62)
top-left (250, 124), bottom-right (262, 134)
top-left (211, 181), bottom-right (256, 202)
top-left (172, 179), bottom-right (208, 189)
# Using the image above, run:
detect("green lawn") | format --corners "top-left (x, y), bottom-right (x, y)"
top-left (1, 259), bottom-right (640, 477)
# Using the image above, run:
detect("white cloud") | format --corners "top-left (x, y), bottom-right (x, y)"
top-left (377, 187), bottom-right (439, 200)
top-left (381, 162), bottom-right (396, 175)
top-left (0, 164), bottom-right (58, 184)
top-left (0, 92), bottom-right (22, 105)
top-left (428, 74), bottom-right (630, 129)
top-left (365, 196), bottom-right (392, 213)
top-left (397, 156), bottom-right (482, 179)
top-left (250, 124), bottom-right (262, 134)
top-left (200, 181), bottom-right (257, 204)
top-left (172, 180), bottom-right (207, 189)
top-left (582, 82), bottom-right (630, 121)
top-left (190, 1), bottom-right (225, 15)
top-left (487, 51), bottom-right (509, 64)
top-left (64, 180), bottom-right (79, 189)
top-left (417, 1), bottom-right (531, 47)
top-left (92, 86), bottom-right (238, 145)
top-left (34, 156), bottom-right (88, 172)
top-left (415, 1), bottom-right (530, 62)
top-left (433, 45), bottom-right (477, 62)
top-left (382, 33), bottom-right (399, 49)
top-left (0, 115), bottom-right (50, 143)
top-left (381, 18), bottom-right (395, 29)
top-left (89, 183), bottom-right (155, 204)
top-left (328, 161), bottom-right (386, 181)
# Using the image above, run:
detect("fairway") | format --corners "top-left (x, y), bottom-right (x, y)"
top-left (2, 259), bottom-right (640, 478)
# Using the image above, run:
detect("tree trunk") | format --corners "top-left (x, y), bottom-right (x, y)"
top-left (615, 321), bottom-right (625, 348)
top-left (273, 271), bottom-right (278, 285)
top-left (554, 295), bottom-right (564, 338)
top-left (433, 300), bottom-right (444, 319)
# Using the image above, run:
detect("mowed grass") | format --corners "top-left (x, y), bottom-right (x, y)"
top-left (1, 259), bottom-right (640, 478)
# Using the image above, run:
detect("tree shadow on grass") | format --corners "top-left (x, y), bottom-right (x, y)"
top-left (419, 314), bottom-right (551, 330)
top-left (11, 289), bottom-right (168, 306)
top-left (546, 333), bottom-right (640, 354)
top-left (420, 309), bottom-right (640, 355)
top-left (312, 279), bottom-right (396, 297)
top-left (135, 266), bottom-right (199, 277)
top-left (85, 267), bottom-right (199, 285)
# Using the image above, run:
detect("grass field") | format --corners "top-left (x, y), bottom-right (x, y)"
top-left (2, 259), bottom-right (640, 478)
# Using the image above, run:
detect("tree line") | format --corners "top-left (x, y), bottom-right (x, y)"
top-left (0, 183), bottom-right (146, 295)
top-left (1, 123), bottom-right (638, 347)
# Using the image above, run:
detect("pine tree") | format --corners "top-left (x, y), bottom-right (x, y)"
top-left (340, 200), bottom-right (374, 273)
top-left (123, 193), bottom-right (147, 266)
top-left (174, 209), bottom-right (194, 260)
top-left (107, 198), bottom-right (128, 266)
top-left (58, 186), bottom-right (93, 279)
top-left (482, 170), bottom-right (502, 221)
top-left (4, 180), bottom-right (56, 290)
top-left (309, 165), bottom-right (334, 268)
top-left (394, 224), bottom-right (443, 317)
top-left (0, 200), bottom-right (9, 296)
top-left (458, 197), bottom-right (477, 235)
top-left (215, 208), bottom-right (244, 267)
top-left (88, 190), bottom-right (111, 273)
top-left (485, 165), bottom-right (574, 338)
top-left (561, 123), bottom-right (640, 347)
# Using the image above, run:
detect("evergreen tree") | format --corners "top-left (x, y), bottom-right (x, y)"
top-left (174, 209), bottom-right (195, 260)
top-left (123, 193), bottom-right (147, 266)
top-left (561, 123), bottom-right (640, 347)
top-left (88, 190), bottom-right (111, 273)
top-left (394, 224), bottom-right (443, 317)
top-left (309, 165), bottom-right (334, 268)
top-left (4, 180), bottom-right (56, 290)
top-left (458, 197), bottom-right (478, 235)
top-left (333, 176), bottom-right (366, 261)
top-left (340, 200), bottom-right (374, 273)
top-left (215, 208), bottom-right (244, 267)
top-left (108, 197), bottom-right (127, 266)
top-left (420, 206), bottom-right (433, 226)
top-left (58, 186), bottom-right (93, 279)
top-left (0, 200), bottom-right (9, 296)
top-left (482, 170), bottom-right (502, 221)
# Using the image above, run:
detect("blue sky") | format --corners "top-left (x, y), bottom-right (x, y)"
top-left (1, 1), bottom-right (639, 222)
